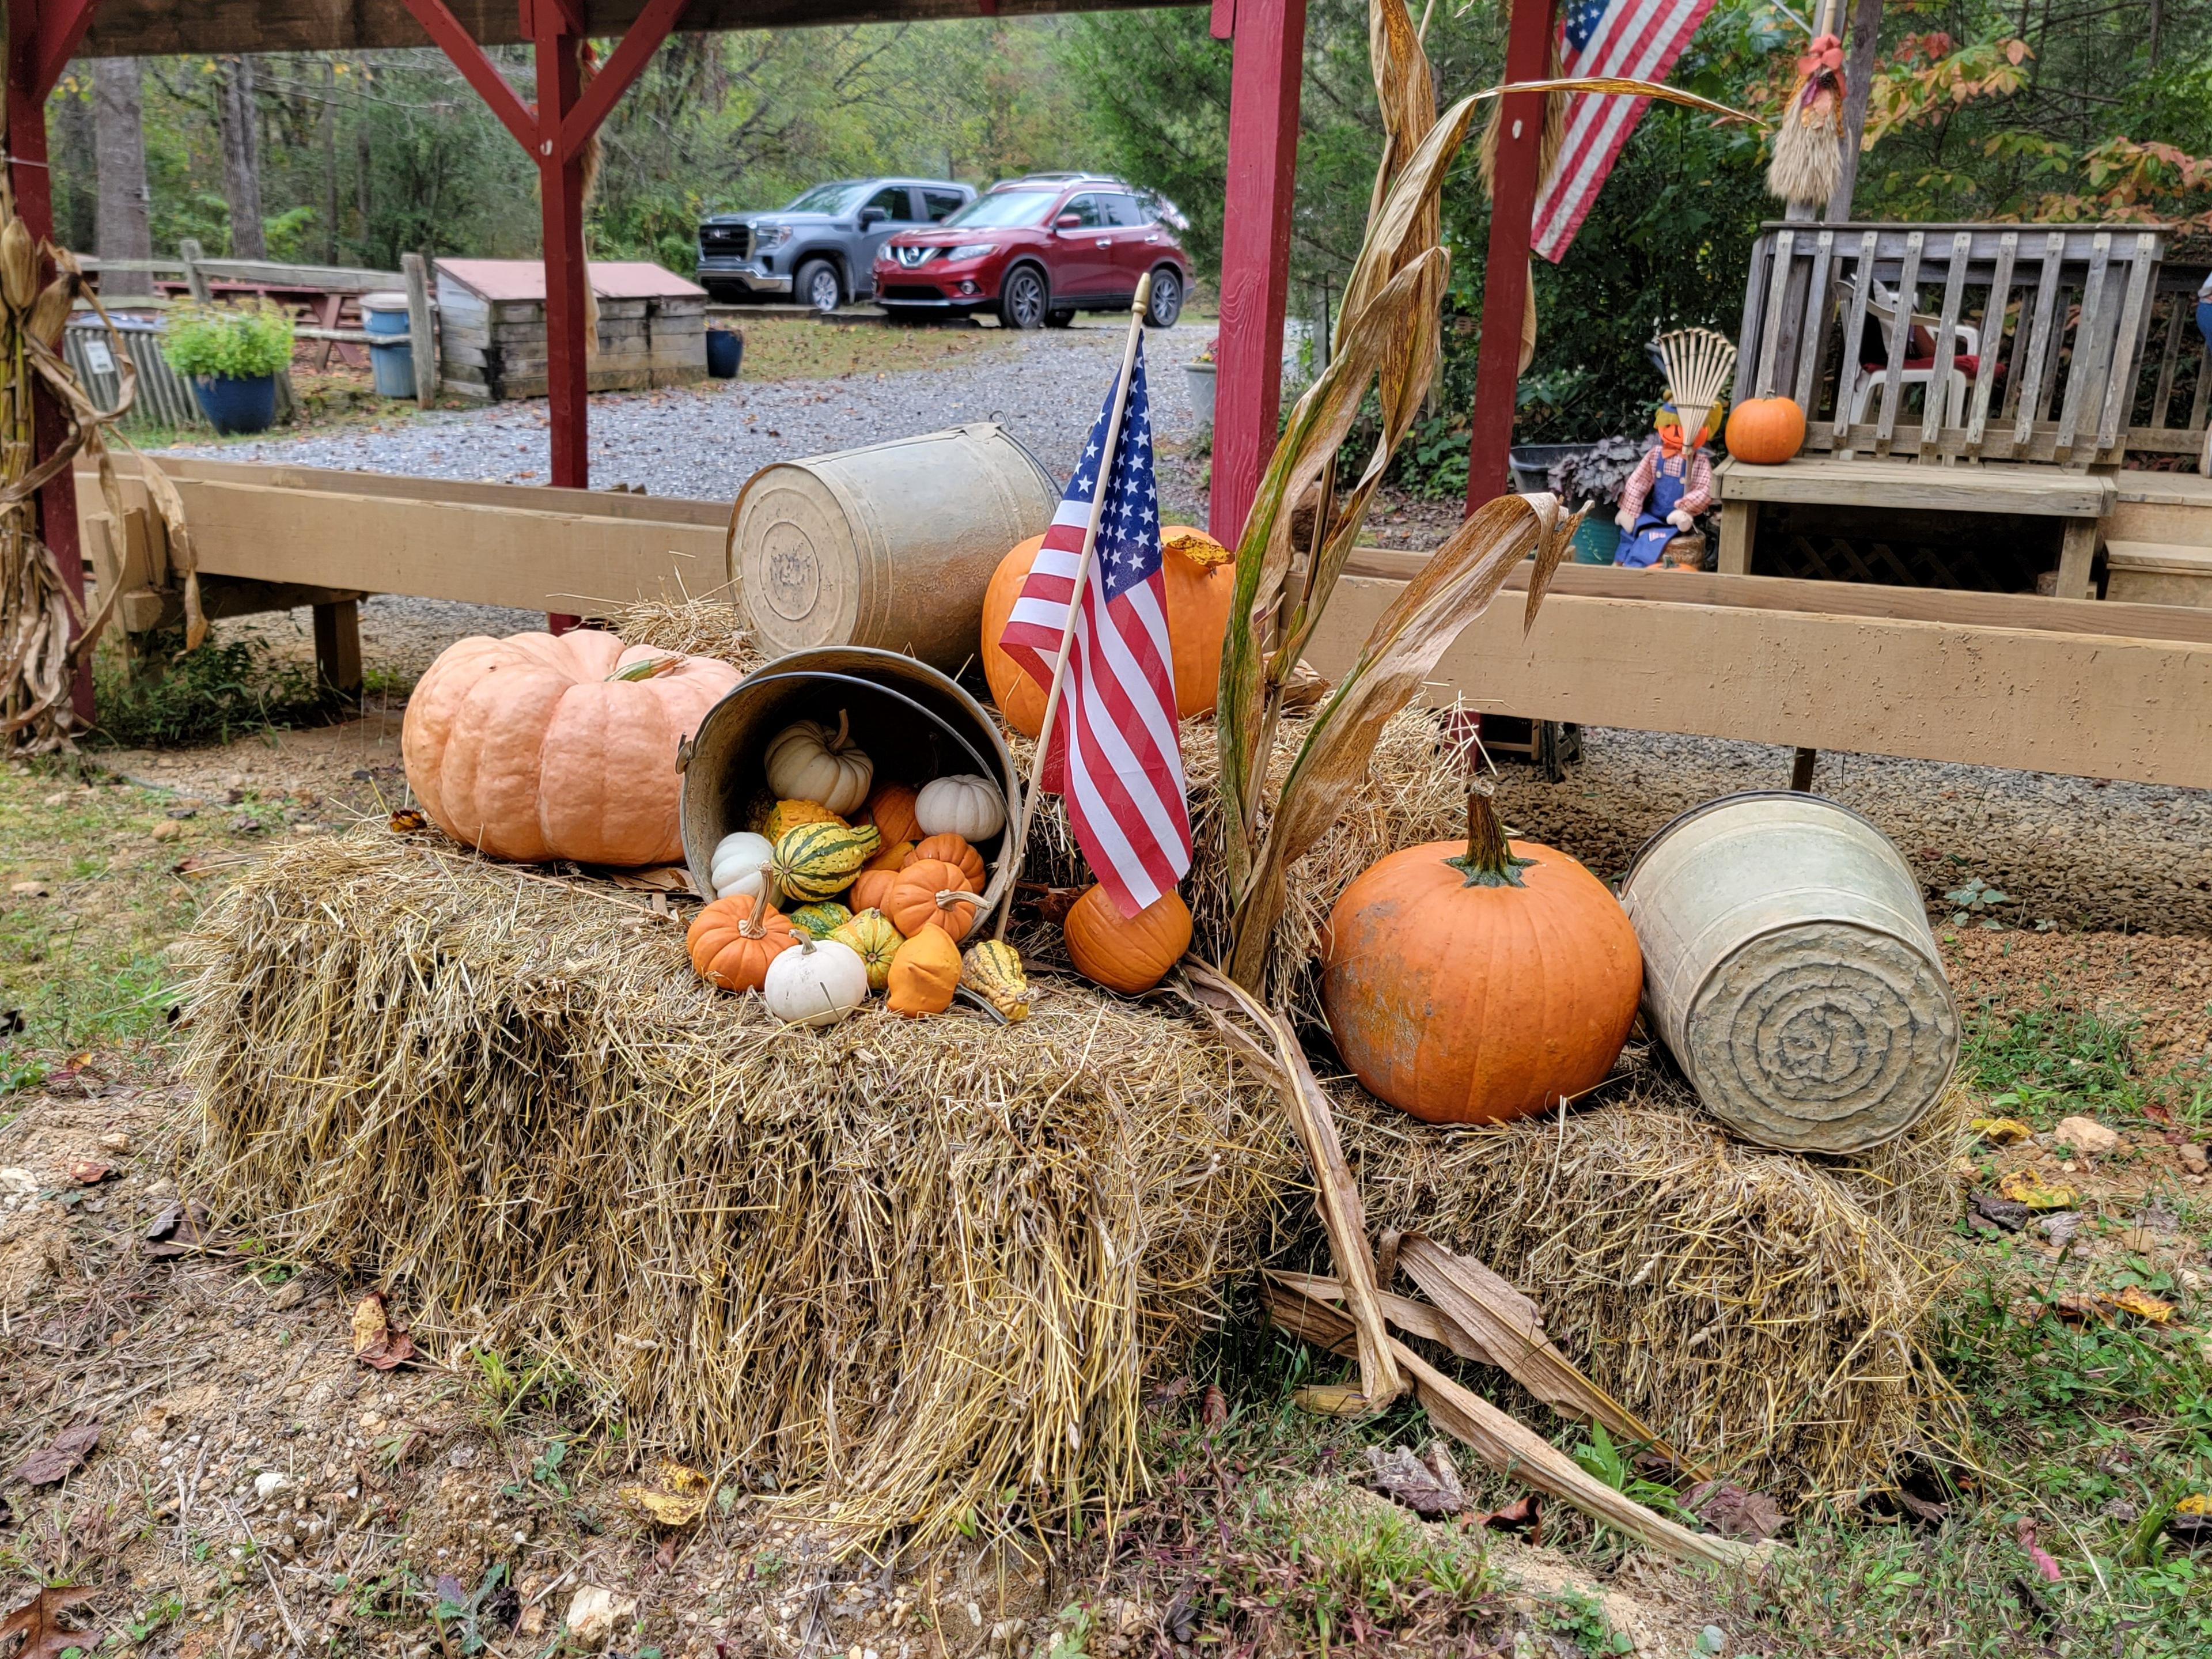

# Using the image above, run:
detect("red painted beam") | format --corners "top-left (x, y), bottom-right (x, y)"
top-left (1463, 0), bottom-right (1557, 512)
top-left (534, 10), bottom-right (589, 632)
top-left (559, 0), bottom-right (690, 162)
top-left (1209, 0), bottom-right (1305, 550)
top-left (400, 0), bottom-right (537, 151)
top-left (33, 0), bottom-right (101, 102)
top-left (7, 0), bottom-right (89, 722)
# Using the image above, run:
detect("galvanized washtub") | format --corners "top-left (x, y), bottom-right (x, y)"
top-left (1619, 792), bottom-right (1958, 1153)
top-left (729, 423), bottom-right (1059, 672)
top-left (676, 646), bottom-right (1022, 938)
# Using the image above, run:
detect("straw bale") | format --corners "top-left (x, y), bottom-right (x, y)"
top-left (178, 832), bottom-right (1300, 1541)
top-left (1330, 1062), bottom-right (1972, 1502)
top-left (603, 593), bottom-right (763, 672)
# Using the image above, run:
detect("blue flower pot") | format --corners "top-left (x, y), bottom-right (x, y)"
top-left (192, 373), bottom-right (278, 435)
top-left (706, 329), bottom-right (743, 379)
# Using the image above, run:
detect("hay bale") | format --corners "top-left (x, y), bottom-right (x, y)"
top-left (179, 834), bottom-right (1298, 1541)
top-left (603, 593), bottom-right (763, 671)
top-left (1332, 1063), bottom-right (1971, 1502)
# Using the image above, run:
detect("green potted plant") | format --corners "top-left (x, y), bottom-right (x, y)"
top-left (160, 299), bottom-right (294, 435)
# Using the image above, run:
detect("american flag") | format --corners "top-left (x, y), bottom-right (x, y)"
top-left (1532, 0), bottom-right (1717, 263)
top-left (998, 338), bottom-right (1192, 916)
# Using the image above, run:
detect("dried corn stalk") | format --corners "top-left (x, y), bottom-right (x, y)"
top-left (0, 155), bottom-right (193, 752)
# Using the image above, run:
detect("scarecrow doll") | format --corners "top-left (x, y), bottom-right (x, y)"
top-left (1613, 327), bottom-right (1734, 570)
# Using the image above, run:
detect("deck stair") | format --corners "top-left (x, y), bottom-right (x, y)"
top-left (2101, 474), bottom-right (2212, 608)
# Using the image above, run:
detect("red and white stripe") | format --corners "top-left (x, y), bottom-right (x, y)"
top-left (1001, 498), bottom-right (1192, 916)
top-left (1532, 0), bottom-right (1716, 263)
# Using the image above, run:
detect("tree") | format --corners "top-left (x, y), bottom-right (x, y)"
top-left (215, 54), bottom-right (267, 259)
top-left (93, 58), bottom-right (153, 297)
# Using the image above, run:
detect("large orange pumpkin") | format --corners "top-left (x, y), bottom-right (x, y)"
top-left (687, 894), bottom-right (799, 993)
top-left (403, 630), bottom-right (740, 866)
top-left (1725, 396), bottom-right (1806, 465)
top-left (1063, 884), bottom-right (1192, 995)
top-left (979, 526), bottom-right (1237, 737)
top-left (1320, 787), bottom-right (1641, 1125)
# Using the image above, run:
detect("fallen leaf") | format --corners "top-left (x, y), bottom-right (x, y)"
top-left (618, 1463), bottom-right (712, 1528)
top-left (2108, 1286), bottom-right (2174, 1324)
top-left (0, 1585), bottom-right (97, 1659)
top-left (601, 864), bottom-right (698, 896)
top-left (2051, 1293), bottom-right (2112, 1325)
top-left (1971, 1190), bottom-right (2029, 1232)
top-left (1969, 1116), bottom-right (2034, 1145)
top-left (1685, 1480), bottom-right (1786, 1542)
top-left (1895, 1487), bottom-right (1950, 1524)
top-left (1143, 1375), bottom-right (1192, 1412)
top-left (388, 808), bottom-right (428, 834)
top-left (143, 1200), bottom-right (225, 1259)
top-left (1469, 1492), bottom-right (1541, 1539)
top-left (66, 1161), bottom-right (112, 1186)
top-left (2036, 1211), bottom-right (2082, 1248)
top-left (1290, 1384), bottom-right (1370, 1418)
top-left (350, 1290), bottom-right (418, 1370)
top-left (1365, 1442), bottom-right (1465, 1518)
top-left (1999, 1168), bottom-right (2077, 1210)
top-left (10, 1422), bottom-right (100, 1487)
top-left (2014, 1517), bottom-right (2062, 1581)
top-left (1199, 1384), bottom-right (1228, 1428)
top-left (2170, 1493), bottom-right (2212, 1546)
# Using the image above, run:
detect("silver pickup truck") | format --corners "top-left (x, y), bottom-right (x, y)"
top-left (696, 177), bottom-right (975, 312)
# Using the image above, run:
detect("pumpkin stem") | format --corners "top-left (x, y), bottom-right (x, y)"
top-left (740, 886), bottom-right (772, 939)
top-left (1445, 783), bottom-right (1536, 889)
top-left (830, 708), bottom-right (851, 751)
top-left (607, 654), bottom-right (679, 683)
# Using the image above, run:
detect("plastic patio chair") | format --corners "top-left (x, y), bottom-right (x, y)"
top-left (1839, 278), bottom-right (1983, 427)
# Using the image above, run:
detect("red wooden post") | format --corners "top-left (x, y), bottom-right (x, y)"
top-left (1207, 0), bottom-right (1306, 550)
top-left (1463, 0), bottom-right (1558, 512)
top-left (9, 0), bottom-right (103, 725)
top-left (532, 2), bottom-right (588, 632)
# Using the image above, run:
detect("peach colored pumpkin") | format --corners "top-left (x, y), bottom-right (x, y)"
top-left (1320, 787), bottom-right (1641, 1126)
top-left (979, 525), bottom-right (1236, 737)
top-left (403, 630), bottom-right (739, 866)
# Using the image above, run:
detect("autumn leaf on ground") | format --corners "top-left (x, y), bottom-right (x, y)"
top-left (1470, 1493), bottom-right (1541, 1539)
top-left (1685, 1479), bottom-right (1786, 1541)
top-left (11, 1421), bottom-right (100, 1487)
top-left (1998, 1168), bottom-right (2077, 1210)
top-left (0, 1584), bottom-right (98, 1659)
top-left (1969, 1116), bottom-right (2033, 1145)
top-left (1290, 1384), bottom-right (1370, 1418)
top-left (143, 1199), bottom-right (225, 1259)
top-left (618, 1463), bottom-right (712, 1528)
top-left (1366, 1442), bottom-right (1466, 1518)
top-left (388, 808), bottom-right (428, 834)
top-left (2107, 1286), bottom-right (2175, 1324)
top-left (350, 1290), bottom-right (418, 1370)
top-left (66, 1161), bottom-right (112, 1185)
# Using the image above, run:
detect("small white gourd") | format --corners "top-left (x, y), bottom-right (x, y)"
top-left (915, 774), bottom-right (1005, 842)
top-left (763, 710), bottom-right (873, 816)
top-left (709, 831), bottom-right (775, 901)
top-left (762, 936), bottom-right (870, 1028)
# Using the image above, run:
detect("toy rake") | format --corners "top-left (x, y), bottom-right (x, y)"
top-left (1652, 327), bottom-right (1738, 448)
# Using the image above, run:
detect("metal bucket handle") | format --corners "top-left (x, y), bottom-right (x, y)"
top-left (734, 668), bottom-right (1022, 944)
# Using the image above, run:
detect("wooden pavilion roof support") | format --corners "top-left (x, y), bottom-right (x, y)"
top-left (9, 0), bottom-right (106, 719)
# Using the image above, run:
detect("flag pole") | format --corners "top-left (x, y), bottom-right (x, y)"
top-left (993, 272), bottom-right (1154, 943)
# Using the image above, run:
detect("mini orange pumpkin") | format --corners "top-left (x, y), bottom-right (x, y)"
top-left (980, 526), bottom-right (1236, 736)
top-left (861, 780), bottom-right (924, 846)
top-left (1063, 884), bottom-right (1192, 994)
top-left (1320, 785), bottom-right (1640, 1126)
top-left (887, 925), bottom-right (961, 1016)
top-left (850, 867), bottom-right (899, 914)
top-left (906, 832), bottom-right (986, 889)
top-left (883, 858), bottom-right (979, 939)
top-left (1725, 396), bottom-right (1806, 465)
top-left (687, 892), bottom-right (799, 993)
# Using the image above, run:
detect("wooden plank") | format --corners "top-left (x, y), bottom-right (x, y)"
top-left (1755, 228), bottom-right (1794, 400)
top-left (2013, 233), bottom-right (2066, 443)
top-left (402, 252), bottom-right (439, 408)
top-left (2055, 231), bottom-right (2111, 461)
top-left (1965, 230), bottom-right (2016, 459)
top-left (2096, 233), bottom-right (2158, 455)
top-left (1873, 229), bottom-right (1923, 455)
top-left (1331, 552), bottom-right (2212, 646)
top-left (1921, 231), bottom-right (1971, 456)
top-left (1791, 230), bottom-right (1835, 415)
top-left (1301, 577), bottom-right (2212, 789)
top-left (1731, 236), bottom-right (1770, 407)
top-left (1715, 455), bottom-right (2114, 517)
top-left (2055, 517), bottom-right (2099, 601)
top-left (313, 599), bottom-right (363, 696)
top-left (2150, 293), bottom-right (2186, 430)
top-left (1831, 232), bottom-right (1878, 456)
top-left (1717, 500), bottom-right (1755, 575)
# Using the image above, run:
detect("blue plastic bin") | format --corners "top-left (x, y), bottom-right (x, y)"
top-left (361, 291), bottom-right (416, 399)
top-left (706, 328), bottom-right (743, 379)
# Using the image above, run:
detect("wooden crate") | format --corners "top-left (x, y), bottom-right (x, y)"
top-left (436, 260), bottom-right (706, 401)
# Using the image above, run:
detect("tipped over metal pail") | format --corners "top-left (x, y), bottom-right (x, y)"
top-left (1619, 792), bottom-right (1959, 1153)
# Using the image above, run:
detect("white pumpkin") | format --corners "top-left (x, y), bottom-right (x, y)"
top-left (762, 936), bottom-right (870, 1028)
top-left (916, 774), bottom-right (1005, 842)
top-left (709, 831), bottom-right (775, 901)
top-left (764, 710), bottom-right (873, 816)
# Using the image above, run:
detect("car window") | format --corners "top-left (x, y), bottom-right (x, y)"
top-left (944, 190), bottom-right (1059, 229)
top-left (922, 189), bottom-right (967, 222)
top-left (862, 185), bottom-right (908, 222)
top-left (1099, 194), bottom-right (1146, 228)
top-left (1058, 195), bottom-right (1106, 229)
top-left (784, 182), bottom-right (868, 215)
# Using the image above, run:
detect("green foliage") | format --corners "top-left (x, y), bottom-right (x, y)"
top-left (158, 300), bottom-right (296, 381)
top-left (1961, 997), bottom-right (2143, 1120)
top-left (91, 634), bottom-right (335, 749)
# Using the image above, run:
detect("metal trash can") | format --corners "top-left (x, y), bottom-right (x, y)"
top-left (361, 291), bottom-right (416, 399)
top-left (1619, 792), bottom-right (1959, 1153)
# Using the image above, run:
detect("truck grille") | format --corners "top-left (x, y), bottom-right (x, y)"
top-left (700, 224), bottom-right (752, 259)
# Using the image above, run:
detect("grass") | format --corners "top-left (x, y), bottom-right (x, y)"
top-left (713, 312), bottom-right (1018, 381)
top-left (90, 632), bottom-right (344, 751)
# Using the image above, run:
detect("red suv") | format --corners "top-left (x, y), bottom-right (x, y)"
top-left (874, 174), bottom-right (1192, 331)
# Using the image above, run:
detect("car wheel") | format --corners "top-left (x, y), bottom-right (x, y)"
top-left (1145, 267), bottom-right (1184, 329)
top-left (998, 266), bottom-right (1048, 331)
top-left (1045, 308), bottom-right (1075, 329)
top-left (797, 259), bottom-right (842, 313)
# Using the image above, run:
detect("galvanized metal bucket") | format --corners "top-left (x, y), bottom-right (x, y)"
top-left (1619, 791), bottom-right (1958, 1153)
top-left (729, 423), bottom-right (1059, 672)
top-left (676, 645), bottom-right (1022, 940)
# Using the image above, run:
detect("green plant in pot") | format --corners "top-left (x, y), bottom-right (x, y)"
top-left (160, 299), bottom-right (294, 435)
